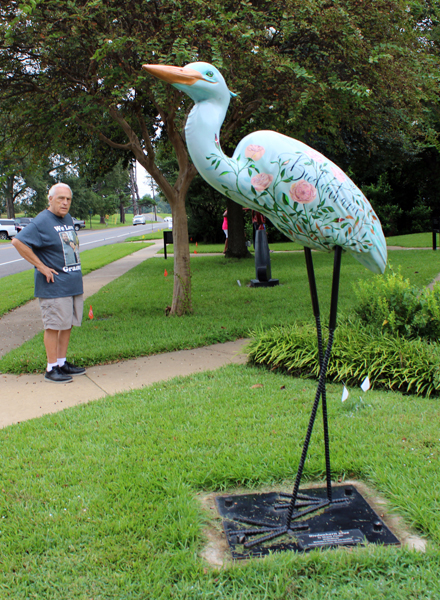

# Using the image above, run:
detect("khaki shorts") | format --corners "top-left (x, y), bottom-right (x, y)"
top-left (38, 295), bottom-right (84, 330)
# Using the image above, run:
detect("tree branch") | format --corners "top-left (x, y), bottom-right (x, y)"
top-left (106, 106), bottom-right (178, 203)
top-left (73, 114), bottom-right (133, 150)
top-left (134, 105), bottom-right (156, 162)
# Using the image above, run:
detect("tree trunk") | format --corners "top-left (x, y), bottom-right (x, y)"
top-left (225, 198), bottom-right (251, 258)
top-left (119, 200), bottom-right (125, 223)
top-left (170, 192), bottom-right (192, 315)
top-left (129, 161), bottom-right (139, 215)
top-left (100, 214), bottom-right (106, 224)
top-left (104, 106), bottom-right (195, 316)
top-left (6, 176), bottom-right (15, 219)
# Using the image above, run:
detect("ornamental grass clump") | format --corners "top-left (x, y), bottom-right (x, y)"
top-left (248, 266), bottom-right (440, 397)
top-left (353, 269), bottom-right (440, 341)
top-left (247, 320), bottom-right (440, 397)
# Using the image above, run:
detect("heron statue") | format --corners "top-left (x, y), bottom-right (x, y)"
top-left (143, 62), bottom-right (388, 551)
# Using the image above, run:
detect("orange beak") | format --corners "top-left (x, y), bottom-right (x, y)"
top-left (142, 64), bottom-right (204, 86)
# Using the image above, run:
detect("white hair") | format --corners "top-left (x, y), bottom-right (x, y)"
top-left (48, 183), bottom-right (73, 199)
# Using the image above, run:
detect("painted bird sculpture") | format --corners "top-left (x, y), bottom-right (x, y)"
top-left (143, 61), bottom-right (387, 275)
top-left (143, 61), bottom-right (388, 550)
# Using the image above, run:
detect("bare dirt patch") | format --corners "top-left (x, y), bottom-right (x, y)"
top-left (197, 480), bottom-right (427, 567)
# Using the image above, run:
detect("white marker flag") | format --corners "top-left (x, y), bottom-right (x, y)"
top-left (341, 386), bottom-right (349, 402)
top-left (360, 376), bottom-right (370, 392)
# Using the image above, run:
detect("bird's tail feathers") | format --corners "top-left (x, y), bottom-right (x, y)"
top-left (349, 242), bottom-right (387, 274)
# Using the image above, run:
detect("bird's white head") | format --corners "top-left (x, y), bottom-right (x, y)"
top-left (142, 61), bottom-right (235, 105)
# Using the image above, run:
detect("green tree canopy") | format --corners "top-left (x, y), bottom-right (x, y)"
top-left (1, 0), bottom-right (438, 312)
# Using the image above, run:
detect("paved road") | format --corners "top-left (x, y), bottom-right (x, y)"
top-left (0, 221), bottom-right (167, 278)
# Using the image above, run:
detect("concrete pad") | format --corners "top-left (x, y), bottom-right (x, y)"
top-left (0, 339), bottom-right (249, 428)
top-left (199, 480), bottom-right (427, 566)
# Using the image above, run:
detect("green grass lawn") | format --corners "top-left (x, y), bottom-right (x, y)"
top-left (2, 248), bottom-right (440, 598)
top-left (156, 240), bottom-right (305, 254)
top-left (1, 363), bottom-right (439, 599)
top-left (386, 232), bottom-right (434, 247)
top-left (126, 229), bottom-right (171, 242)
top-left (0, 243), bottom-right (152, 317)
top-left (138, 233), bottom-right (440, 255)
top-left (1, 249), bottom-right (438, 374)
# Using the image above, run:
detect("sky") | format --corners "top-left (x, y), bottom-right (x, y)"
top-left (136, 161), bottom-right (153, 197)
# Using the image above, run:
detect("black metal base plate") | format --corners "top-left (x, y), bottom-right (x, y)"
top-left (250, 278), bottom-right (280, 287)
top-left (216, 485), bottom-right (400, 559)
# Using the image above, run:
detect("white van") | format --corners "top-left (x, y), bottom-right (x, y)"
top-left (0, 219), bottom-right (18, 240)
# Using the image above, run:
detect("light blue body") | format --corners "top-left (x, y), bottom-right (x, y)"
top-left (177, 62), bottom-right (387, 274)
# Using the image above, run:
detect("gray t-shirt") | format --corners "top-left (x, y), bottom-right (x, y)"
top-left (16, 210), bottom-right (83, 298)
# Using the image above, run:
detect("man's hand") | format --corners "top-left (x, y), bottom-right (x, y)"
top-left (12, 238), bottom-right (58, 282)
top-left (37, 264), bottom-right (58, 283)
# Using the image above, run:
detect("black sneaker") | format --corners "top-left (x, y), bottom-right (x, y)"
top-left (60, 361), bottom-right (86, 376)
top-left (45, 366), bottom-right (73, 384)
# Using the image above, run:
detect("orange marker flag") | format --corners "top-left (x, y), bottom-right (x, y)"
top-left (164, 269), bottom-right (168, 277)
top-left (89, 305), bottom-right (94, 319)
top-left (194, 249), bottom-right (197, 254)
top-left (196, 241), bottom-right (198, 246)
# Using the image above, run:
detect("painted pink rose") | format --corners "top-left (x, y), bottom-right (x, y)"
top-left (245, 144), bottom-right (265, 161)
top-left (330, 164), bottom-right (346, 182)
top-left (251, 173), bottom-right (273, 191)
top-left (289, 180), bottom-right (317, 204)
top-left (306, 149), bottom-right (325, 163)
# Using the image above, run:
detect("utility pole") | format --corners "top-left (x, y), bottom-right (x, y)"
top-left (150, 175), bottom-right (157, 221)
top-left (129, 160), bottom-right (140, 216)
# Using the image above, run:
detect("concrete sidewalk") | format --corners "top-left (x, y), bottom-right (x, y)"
top-left (0, 340), bottom-right (248, 429)
top-left (0, 241), bottom-right (248, 428)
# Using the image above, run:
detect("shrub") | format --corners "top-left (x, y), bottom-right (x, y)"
top-left (353, 269), bottom-right (440, 341)
top-left (247, 320), bottom-right (440, 397)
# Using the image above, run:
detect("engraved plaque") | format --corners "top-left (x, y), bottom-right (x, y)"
top-left (296, 529), bottom-right (365, 550)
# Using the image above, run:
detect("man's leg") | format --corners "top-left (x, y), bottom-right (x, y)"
top-left (40, 297), bottom-right (84, 381)
top-left (57, 328), bottom-right (72, 360)
top-left (44, 329), bottom-right (60, 364)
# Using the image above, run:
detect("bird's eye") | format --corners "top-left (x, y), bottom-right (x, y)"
top-left (206, 71), bottom-right (214, 78)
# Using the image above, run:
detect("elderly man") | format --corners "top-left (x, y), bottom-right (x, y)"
top-left (12, 183), bottom-right (86, 383)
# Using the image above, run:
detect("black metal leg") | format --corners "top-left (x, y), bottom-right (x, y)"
top-left (219, 247), bottom-right (345, 549)
top-left (285, 246), bottom-right (342, 528)
top-left (285, 330), bottom-right (335, 527)
top-left (304, 247), bottom-right (332, 501)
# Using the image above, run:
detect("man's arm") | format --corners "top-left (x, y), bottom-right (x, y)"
top-left (11, 238), bottom-right (58, 283)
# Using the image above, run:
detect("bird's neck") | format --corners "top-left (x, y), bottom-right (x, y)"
top-left (184, 100), bottom-right (230, 193)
